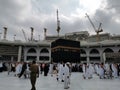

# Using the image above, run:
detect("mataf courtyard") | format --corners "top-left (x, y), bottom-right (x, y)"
top-left (0, 72), bottom-right (120, 90)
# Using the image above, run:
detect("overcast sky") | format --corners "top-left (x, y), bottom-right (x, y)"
top-left (0, 0), bottom-right (120, 41)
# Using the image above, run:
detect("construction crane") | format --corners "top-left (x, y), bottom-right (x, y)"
top-left (22, 29), bottom-right (28, 42)
top-left (44, 28), bottom-right (47, 40)
top-left (3, 27), bottom-right (7, 40)
top-left (30, 27), bottom-right (34, 41)
top-left (85, 13), bottom-right (103, 41)
top-left (56, 9), bottom-right (61, 37)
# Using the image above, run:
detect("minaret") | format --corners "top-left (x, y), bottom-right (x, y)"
top-left (56, 9), bottom-right (60, 37)
top-left (3, 27), bottom-right (7, 40)
top-left (30, 27), bottom-right (34, 41)
top-left (44, 28), bottom-right (47, 40)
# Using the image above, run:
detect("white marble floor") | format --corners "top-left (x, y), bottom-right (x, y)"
top-left (0, 72), bottom-right (120, 90)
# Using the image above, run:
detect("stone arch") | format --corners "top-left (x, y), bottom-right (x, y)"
top-left (40, 48), bottom-right (49, 53)
top-left (80, 49), bottom-right (86, 54)
top-left (90, 49), bottom-right (99, 54)
top-left (89, 49), bottom-right (100, 62)
top-left (103, 48), bottom-right (114, 53)
top-left (27, 48), bottom-right (36, 53)
top-left (39, 48), bottom-right (49, 61)
top-left (80, 49), bottom-right (87, 62)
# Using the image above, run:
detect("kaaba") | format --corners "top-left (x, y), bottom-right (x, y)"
top-left (51, 39), bottom-right (80, 63)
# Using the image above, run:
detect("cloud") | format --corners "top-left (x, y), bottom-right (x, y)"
top-left (0, 0), bottom-right (120, 41)
top-left (0, 0), bottom-right (32, 40)
top-left (93, 0), bottom-right (120, 35)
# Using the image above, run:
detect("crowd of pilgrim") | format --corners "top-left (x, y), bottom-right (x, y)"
top-left (0, 61), bottom-right (120, 89)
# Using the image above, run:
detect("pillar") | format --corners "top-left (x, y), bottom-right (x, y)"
top-left (86, 48), bottom-right (90, 64)
top-left (18, 46), bottom-right (22, 62)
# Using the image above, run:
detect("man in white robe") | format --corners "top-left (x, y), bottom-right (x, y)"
top-left (87, 64), bottom-right (94, 79)
top-left (49, 62), bottom-right (53, 76)
top-left (99, 64), bottom-right (105, 79)
top-left (94, 64), bottom-right (99, 75)
top-left (15, 62), bottom-right (22, 76)
top-left (104, 63), bottom-right (111, 78)
top-left (57, 63), bottom-right (64, 82)
top-left (82, 63), bottom-right (86, 79)
top-left (112, 63), bottom-right (118, 78)
top-left (64, 63), bottom-right (70, 89)
top-left (84, 64), bottom-right (92, 79)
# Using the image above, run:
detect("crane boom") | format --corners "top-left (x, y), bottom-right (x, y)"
top-left (85, 13), bottom-right (103, 41)
top-left (56, 9), bottom-right (60, 37)
top-left (98, 22), bottom-right (102, 32)
top-left (85, 13), bottom-right (96, 31)
top-left (22, 29), bottom-right (27, 41)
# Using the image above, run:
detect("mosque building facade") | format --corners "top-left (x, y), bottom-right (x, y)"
top-left (0, 31), bottom-right (120, 63)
